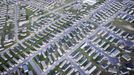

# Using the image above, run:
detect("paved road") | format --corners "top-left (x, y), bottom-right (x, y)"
top-left (41, 31), bottom-right (91, 75)
top-left (4, 12), bottom-right (89, 74)
top-left (14, 0), bottom-right (19, 42)
top-left (101, 27), bottom-right (134, 46)
top-left (29, 60), bottom-right (42, 75)
top-left (33, 0), bottom-right (77, 20)
top-left (5, 0), bottom-right (116, 74)
top-left (0, 12), bottom-right (67, 55)
top-left (41, 22), bottom-right (102, 75)
top-left (41, 57), bottom-right (65, 75)
top-left (2, 0), bottom-right (133, 74)
top-left (87, 40), bottom-right (119, 65)
top-left (0, 0), bottom-right (76, 55)
top-left (65, 56), bottom-right (86, 75)
top-left (89, 0), bottom-right (131, 27)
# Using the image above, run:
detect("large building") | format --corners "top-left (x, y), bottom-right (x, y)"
top-left (83, 0), bottom-right (97, 5)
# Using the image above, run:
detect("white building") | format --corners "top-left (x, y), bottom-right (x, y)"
top-left (83, 0), bottom-right (97, 5)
